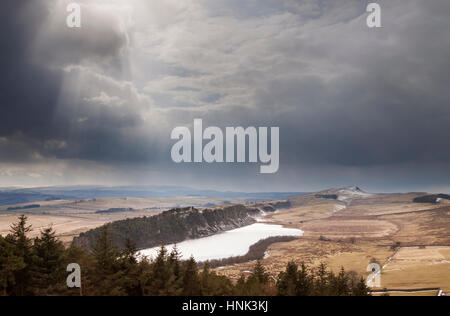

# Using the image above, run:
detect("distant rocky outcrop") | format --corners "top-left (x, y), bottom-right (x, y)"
top-left (95, 208), bottom-right (136, 214)
top-left (270, 200), bottom-right (292, 209)
top-left (247, 200), bottom-right (292, 214)
top-left (7, 204), bottom-right (41, 211)
top-left (288, 187), bottom-right (375, 208)
top-left (315, 194), bottom-right (338, 200)
top-left (413, 194), bottom-right (450, 204)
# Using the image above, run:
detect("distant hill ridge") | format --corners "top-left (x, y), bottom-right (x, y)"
top-left (0, 185), bottom-right (302, 207)
top-left (7, 204), bottom-right (41, 211)
top-left (288, 186), bottom-right (374, 207)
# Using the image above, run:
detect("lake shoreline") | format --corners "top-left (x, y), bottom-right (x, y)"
top-left (138, 222), bottom-right (304, 262)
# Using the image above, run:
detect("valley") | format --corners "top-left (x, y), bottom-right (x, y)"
top-left (1, 186), bottom-right (449, 295)
top-left (215, 187), bottom-right (450, 294)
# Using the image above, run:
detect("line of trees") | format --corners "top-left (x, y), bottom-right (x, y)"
top-left (202, 236), bottom-right (298, 269)
top-left (0, 216), bottom-right (370, 296)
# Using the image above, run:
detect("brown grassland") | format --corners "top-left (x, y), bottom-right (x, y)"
top-left (216, 189), bottom-right (450, 295)
top-left (1, 188), bottom-right (449, 295)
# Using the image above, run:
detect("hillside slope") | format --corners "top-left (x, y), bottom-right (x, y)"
top-left (73, 203), bottom-right (283, 250)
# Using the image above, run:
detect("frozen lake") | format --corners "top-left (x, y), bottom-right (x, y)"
top-left (138, 223), bottom-right (303, 262)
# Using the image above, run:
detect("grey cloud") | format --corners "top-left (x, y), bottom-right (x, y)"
top-left (0, 1), bottom-right (152, 166)
top-left (33, 1), bottom-right (130, 73)
top-left (1, 0), bottom-right (450, 191)
top-left (0, 1), bottom-right (63, 141)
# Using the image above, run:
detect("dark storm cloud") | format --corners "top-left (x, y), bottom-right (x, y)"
top-left (273, 0), bottom-right (450, 168)
top-left (33, 1), bottom-right (131, 78)
top-left (0, 1), bottom-right (62, 144)
top-left (1, 0), bottom-right (450, 191)
top-left (164, 0), bottom-right (450, 168)
top-left (0, 1), bottom-right (152, 164)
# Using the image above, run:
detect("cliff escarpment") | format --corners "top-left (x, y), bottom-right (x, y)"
top-left (73, 204), bottom-right (257, 250)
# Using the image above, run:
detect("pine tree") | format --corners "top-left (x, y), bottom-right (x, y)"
top-left (149, 246), bottom-right (168, 295)
top-left (147, 246), bottom-right (177, 295)
top-left (118, 238), bottom-right (144, 296)
top-left (8, 215), bottom-right (33, 296)
top-left (0, 235), bottom-right (26, 296)
top-left (135, 258), bottom-right (152, 296)
top-left (314, 262), bottom-right (329, 296)
top-left (31, 227), bottom-right (66, 295)
top-left (182, 257), bottom-right (201, 296)
top-left (64, 244), bottom-right (94, 296)
top-left (334, 267), bottom-right (350, 296)
top-left (242, 260), bottom-right (270, 296)
top-left (296, 262), bottom-right (313, 296)
top-left (9, 215), bottom-right (32, 257)
top-left (251, 260), bottom-right (269, 285)
top-left (199, 262), bottom-right (233, 296)
top-left (352, 277), bottom-right (371, 296)
top-left (234, 275), bottom-right (247, 296)
top-left (200, 262), bottom-right (212, 295)
top-left (122, 238), bottom-right (138, 265)
top-left (91, 225), bottom-right (122, 295)
top-left (92, 225), bottom-right (119, 275)
top-left (277, 261), bottom-right (298, 296)
top-left (168, 245), bottom-right (182, 280)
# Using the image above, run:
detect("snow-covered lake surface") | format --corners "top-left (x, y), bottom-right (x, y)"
top-left (138, 223), bottom-right (303, 262)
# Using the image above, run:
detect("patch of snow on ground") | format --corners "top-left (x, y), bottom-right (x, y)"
top-left (333, 205), bottom-right (347, 213)
top-left (337, 187), bottom-right (373, 201)
top-left (256, 218), bottom-right (274, 222)
top-left (255, 209), bottom-right (277, 222)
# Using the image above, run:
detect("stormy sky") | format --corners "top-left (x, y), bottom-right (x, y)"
top-left (1, 0), bottom-right (450, 193)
